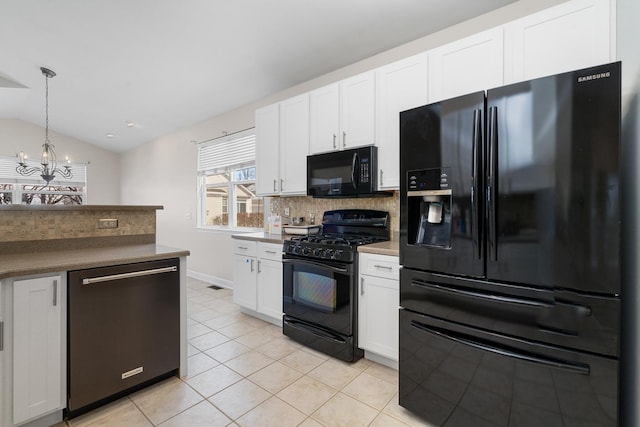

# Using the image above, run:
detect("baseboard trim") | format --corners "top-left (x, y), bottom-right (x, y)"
top-left (187, 270), bottom-right (233, 289)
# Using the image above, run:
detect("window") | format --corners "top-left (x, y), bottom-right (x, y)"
top-left (0, 156), bottom-right (86, 205)
top-left (197, 129), bottom-right (263, 230)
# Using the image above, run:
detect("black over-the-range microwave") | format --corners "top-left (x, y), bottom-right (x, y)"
top-left (307, 146), bottom-right (390, 198)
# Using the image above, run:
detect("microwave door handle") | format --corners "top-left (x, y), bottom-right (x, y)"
top-left (351, 152), bottom-right (359, 189)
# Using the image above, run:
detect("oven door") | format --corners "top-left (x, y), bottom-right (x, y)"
top-left (282, 256), bottom-right (355, 336)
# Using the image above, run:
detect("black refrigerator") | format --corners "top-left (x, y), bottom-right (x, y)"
top-left (399, 62), bottom-right (621, 426)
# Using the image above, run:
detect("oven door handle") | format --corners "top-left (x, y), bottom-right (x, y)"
top-left (282, 258), bottom-right (350, 274)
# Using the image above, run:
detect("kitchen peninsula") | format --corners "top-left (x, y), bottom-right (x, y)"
top-left (0, 205), bottom-right (189, 427)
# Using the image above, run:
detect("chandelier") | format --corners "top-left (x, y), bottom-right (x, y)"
top-left (16, 67), bottom-right (72, 185)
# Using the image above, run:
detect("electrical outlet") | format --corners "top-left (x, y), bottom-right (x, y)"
top-left (98, 218), bottom-right (118, 229)
top-left (284, 207), bottom-right (290, 216)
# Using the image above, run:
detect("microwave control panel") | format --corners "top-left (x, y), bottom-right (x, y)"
top-left (360, 157), bottom-right (370, 183)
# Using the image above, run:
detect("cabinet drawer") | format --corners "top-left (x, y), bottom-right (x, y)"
top-left (233, 239), bottom-right (257, 256)
top-left (359, 253), bottom-right (399, 279)
top-left (257, 242), bottom-right (282, 262)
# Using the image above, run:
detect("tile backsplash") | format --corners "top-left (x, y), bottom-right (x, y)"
top-left (0, 209), bottom-right (156, 242)
top-left (270, 191), bottom-right (399, 233)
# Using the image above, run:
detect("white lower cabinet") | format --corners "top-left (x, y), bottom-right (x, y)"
top-left (358, 253), bottom-right (399, 363)
top-left (232, 239), bottom-right (283, 324)
top-left (1, 273), bottom-right (66, 427)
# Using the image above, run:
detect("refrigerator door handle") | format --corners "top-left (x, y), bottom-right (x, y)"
top-left (410, 279), bottom-right (554, 309)
top-left (487, 105), bottom-right (498, 261)
top-left (410, 320), bottom-right (590, 375)
top-left (471, 108), bottom-right (482, 259)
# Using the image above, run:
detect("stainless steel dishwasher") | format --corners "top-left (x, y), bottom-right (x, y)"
top-left (67, 258), bottom-right (180, 417)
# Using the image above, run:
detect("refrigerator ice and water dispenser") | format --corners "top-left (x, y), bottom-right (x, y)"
top-left (407, 168), bottom-right (452, 248)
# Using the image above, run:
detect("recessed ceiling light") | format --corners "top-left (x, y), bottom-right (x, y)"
top-left (106, 133), bottom-right (114, 138)
top-left (125, 121), bottom-right (135, 127)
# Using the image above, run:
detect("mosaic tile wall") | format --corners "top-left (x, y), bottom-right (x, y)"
top-left (0, 209), bottom-right (156, 242)
top-left (270, 191), bottom-right (400, 233)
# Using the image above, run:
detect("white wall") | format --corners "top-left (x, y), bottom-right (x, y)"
top-left (0, 118), bottom-right (121, 204)
top-left (617, 0), bottom-right (640, 425)
top-left (119, 0), bottom-right (569, 284)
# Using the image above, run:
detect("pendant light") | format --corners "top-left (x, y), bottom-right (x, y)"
top-left (16, 67), bottom-right (72, 185)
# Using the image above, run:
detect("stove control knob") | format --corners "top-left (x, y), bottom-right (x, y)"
top-left (324, 249), bottom-right (334, 259)
top-left (313, 248), bottom-right (324, 257)
top-left (302, 247), bottom-right (311, 255)
top-left (333, 250), bottom-right (343, 260)
top-left (293, 246), bottom-right (301, 254)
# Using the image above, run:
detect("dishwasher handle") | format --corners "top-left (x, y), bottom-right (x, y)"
top-left (82, 266), bottom-right (177, 285)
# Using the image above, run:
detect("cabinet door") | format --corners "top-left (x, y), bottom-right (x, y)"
top-left (375, 53), bottom-right (428, 190)
top-left (13, 276), bottom-right (63, 425)
top-left (505, 0), bottom-right (612, 83)
top-left (233, 256), bottom-right (257, 310)
top-left (309, 83), bottom-right (340, 154)
top-left (428, 27), bottom-right (504, 102)
top-left (255, 103), bottom-right (280, 196)
top-left (279, 94), bottom-right (309, 195)
top-left (358, 274), bottom-right (399, 361)
top-left (340, 71), bottom-right (375, 149)
top-left (257, 258), bottom-right (283, 321)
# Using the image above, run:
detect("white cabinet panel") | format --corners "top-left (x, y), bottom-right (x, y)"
top-left (505, 0), bottom-right (612, 83)
top-left (358, 253), bottom-right (399, 362)
top-left (309, 83), bottom-right (341, 154)
top-left (309, 71), bottom-right (375, 154)
top-left (256, 95), bottom-right (309, 197)
top-left (257, 258), bottom-right (283, 320)
top-left (13, 275), bottom-right (63, 425)
top-left (233, 240), bottom-right (282, 324)
top-left (255, 104), bottom-right (280, 196)
top-left (428, 27), bottom-right (504, 102)
top-left (279, 94), bottom-right (309, 195)
top-left (340, 71), bottom-right (376, 150)
top-left (375, 53), bottom-right (428, 189)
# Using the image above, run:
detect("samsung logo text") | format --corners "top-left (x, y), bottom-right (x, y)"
top-left (578, 72), bottom-right (611, 83)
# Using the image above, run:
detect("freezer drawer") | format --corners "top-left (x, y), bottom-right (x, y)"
top-left (400, 268), bottom-right (619, 357)
top-left (399, 309), bottom-right (618, 426)
top-left (67, 259), bottom-right (180, 416)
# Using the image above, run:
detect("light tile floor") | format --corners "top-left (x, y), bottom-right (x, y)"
top-left (56, 277), bottom-right (433, 427)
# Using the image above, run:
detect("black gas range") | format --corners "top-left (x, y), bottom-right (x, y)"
top-left (282, 209), bottom-right (390, 362)
top-left (283, 210), bottom-right (390, 262)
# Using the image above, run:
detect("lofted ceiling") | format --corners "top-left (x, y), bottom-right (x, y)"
top-left (0, 0), bottom-right (517, 153)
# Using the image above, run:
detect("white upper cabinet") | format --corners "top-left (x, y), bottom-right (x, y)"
top-left (375, 53), bottom-right (428, 190)
top-left (309, 71), bottom-right (375, 154)
top-left (255, 96), bottom-right (309, 197)
top-left (504, 0), bottom-right (613, 83)
top-left (428, 27), bottom-right (504, 102)
top-left (340, 71), bottom-right (376, 150)
top-left (255, 103), bottom-right (280, 196)
top-left (309, 83), bottom-right (340, 154)
top-left (279, 94), bottom-right (309, 195)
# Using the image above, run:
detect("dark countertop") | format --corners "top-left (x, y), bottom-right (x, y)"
top-left (0, 244), bottom-right (190, 280)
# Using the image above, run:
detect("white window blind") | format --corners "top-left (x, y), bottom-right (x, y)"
top-left (197, 129), bottom-right (256, 175)
top-left (0, 155), bottom-right (86, 186)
